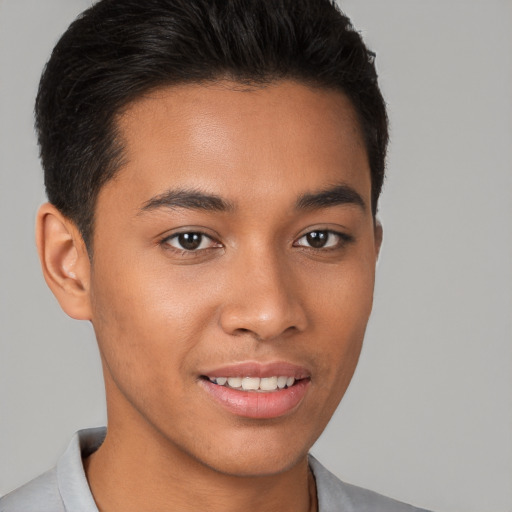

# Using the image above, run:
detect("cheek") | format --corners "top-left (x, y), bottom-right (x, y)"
top-left (293, 262), bottom-right (374, 442)
top-left (313, 249), bottom-right (375, 327)
top-left (88, 253), bottom-right (219, 393)
top-left (309, 255), bottom-right (375, 388)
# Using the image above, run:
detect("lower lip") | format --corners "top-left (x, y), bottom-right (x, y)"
top-left (200, 379), bottom-right (310, 419)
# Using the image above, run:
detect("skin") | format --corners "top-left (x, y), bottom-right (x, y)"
top-left (37, 81), bottom-right (382, 512)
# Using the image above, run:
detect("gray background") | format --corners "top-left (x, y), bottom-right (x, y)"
top-left (1, 1), bottom-right (511, 511)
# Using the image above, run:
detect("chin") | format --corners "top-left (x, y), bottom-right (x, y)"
top-left (203, 451), bottom-right (308, 478)
top-left (180, 424), bottom-right (316, 478)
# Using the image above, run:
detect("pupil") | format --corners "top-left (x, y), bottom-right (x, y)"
top-left (179, 233), bottom-right (202, 250)
top-left (307, 231), bottom-right (328, 248)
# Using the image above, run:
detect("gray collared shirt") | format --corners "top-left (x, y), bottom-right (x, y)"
top-left (1, 428), bottom-right (431, 512)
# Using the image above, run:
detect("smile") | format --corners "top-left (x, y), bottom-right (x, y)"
top-left (199, 362), bottom-right (311, 419)
top-left (207, 376), bottom-right (296, 391)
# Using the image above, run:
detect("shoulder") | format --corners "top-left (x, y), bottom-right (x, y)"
top-left (1, 427), bottom-right (105, 512)
top-left (0, 468), bottom-right (65, 512)
top-left (309, 455), bottom-right (433, 512)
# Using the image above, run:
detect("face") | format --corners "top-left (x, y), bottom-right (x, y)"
top-left (88, 81), bottom-right (380, 476)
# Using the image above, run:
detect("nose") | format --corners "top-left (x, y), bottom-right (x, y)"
top-left (219, 248), bottom-right (308, 341)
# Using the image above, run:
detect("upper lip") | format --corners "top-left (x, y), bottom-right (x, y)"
top-left (200, 361), bottom-right (311, 379)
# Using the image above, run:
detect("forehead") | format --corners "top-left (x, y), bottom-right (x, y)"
top-left (108, 80), bottom-right (370, 209)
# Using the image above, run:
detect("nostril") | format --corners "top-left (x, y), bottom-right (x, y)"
top-left (219, 295), bottom-right (308, 341)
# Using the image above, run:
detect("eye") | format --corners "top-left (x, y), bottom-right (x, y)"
top-left (294, 230), bottom-right (348, 249)
top-left (163, 232), bottom-right (218, 252)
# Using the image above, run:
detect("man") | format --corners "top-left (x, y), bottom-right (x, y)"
top-left (1, 1), bottom-right (431, 511)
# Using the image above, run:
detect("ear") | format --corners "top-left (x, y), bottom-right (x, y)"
top-left (36, 203), bottom-right (92, 320)
top-left (373, 218), bottom-right (383, 260)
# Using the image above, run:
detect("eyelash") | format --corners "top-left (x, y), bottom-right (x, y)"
top-left (161, 232), bottom-right (220, 253)
top-left (293, 230), bottom-right (353, 250)
top-left (160, 229), bottom-right (353, 255)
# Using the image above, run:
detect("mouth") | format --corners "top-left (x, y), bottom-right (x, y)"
top-left (203, 375), bottom-right (298, 392)
top-left (198, 362), bottom-right (311, 419)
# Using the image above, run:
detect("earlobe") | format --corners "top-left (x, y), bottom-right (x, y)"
top-left (36, 203), bottom-right (92, 320)
top-left (374, 219), bottom-right (383, 260)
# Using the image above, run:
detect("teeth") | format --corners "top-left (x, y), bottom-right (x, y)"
top-left (209, 375), bottom-right (297, 391)
top-left (277, 376), bottom-right (288, 389)
top-left (259, 376), bottom-right (278, 390)
top-left (228, 377), bottom-right (242, 388)
top-left (227, 377), bottom-right (242, 388)
top-left (241, 377), bottom-right (260, 390)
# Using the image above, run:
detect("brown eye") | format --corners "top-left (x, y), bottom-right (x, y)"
top-left (295, 230), bottom-right (349, 250)
top-left (164, 232), bottom-right (216, 251)
top-left (178, 233), bottom-right (202, 250)
top-left (306, 231), bottom-right (330, 248)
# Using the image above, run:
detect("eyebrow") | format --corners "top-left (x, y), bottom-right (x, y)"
top-left (139, 183), bottom-right (366, 215)
top-left (295, 184), bottom-right (367, 212)
top-left (139, 188), bottom-right (234, 213)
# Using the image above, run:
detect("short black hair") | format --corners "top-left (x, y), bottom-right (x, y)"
top-left (36, 0), bottom-right (388, 250)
